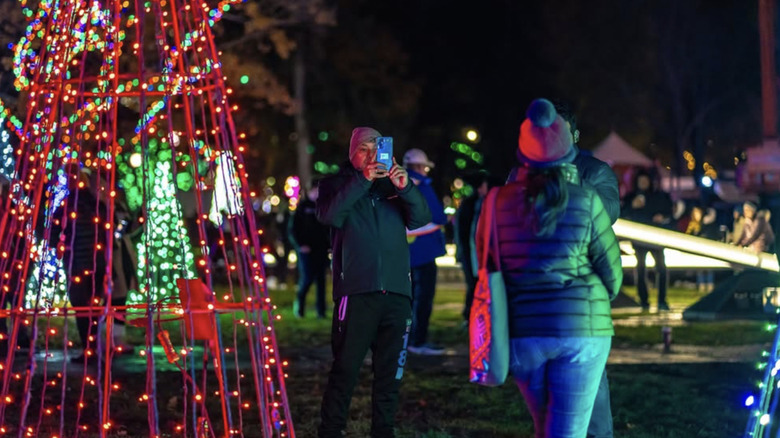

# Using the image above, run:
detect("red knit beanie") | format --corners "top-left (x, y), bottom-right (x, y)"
top-left (349, 127), bottom-right (382, 158)
top-left (517, 98), bottom-right (575, 167)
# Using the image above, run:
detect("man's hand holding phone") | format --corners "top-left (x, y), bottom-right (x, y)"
top-left (363, 161), bottom-right (388, 181)
top-left (363, 136), bottom-right (394, 182)
top-left (388, 157), bottom-right (409, 189)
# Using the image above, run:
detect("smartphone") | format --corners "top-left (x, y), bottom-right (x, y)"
top-left (376, 137), bottom-right (394, 171)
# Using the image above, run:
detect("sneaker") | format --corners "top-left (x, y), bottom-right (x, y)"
top-left (293, 302), bottom-right (304, 318)
top-left (407, 343), bottom-right (445, 356)
top-left (657, 302), bottom-right (670, 312)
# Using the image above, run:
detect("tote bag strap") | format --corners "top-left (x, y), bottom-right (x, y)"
top-left (477, 187), bottom-right (502, 272)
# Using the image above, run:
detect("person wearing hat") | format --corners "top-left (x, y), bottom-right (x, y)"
top-left (403, 148), bottom-right (448, 355)
top-left (478, 98), bottom-right (622, 437)
top-left (316, 127), bottom-right (431, 438)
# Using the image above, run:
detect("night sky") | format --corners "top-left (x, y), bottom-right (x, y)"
top-left (0, 0), bottom-right (765, 191)
top-left (312, 0), bottom-right (764, 187)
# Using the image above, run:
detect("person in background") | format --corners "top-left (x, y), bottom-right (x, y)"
top-left (481, 98), bottom-right (622, 437)
top-left (316, 127), bottom-right (430, 438)
top-left (455, 172), bottom-right (502, 326)
top-left (403, 148), bottom-right (448, 356)
top-left (289, 179), bottom-right (330, 318)
top-left (62, 170), bottom-right (109, 363)
top-left (685, 205), bottom-right (720, 240)
top-left (552, 102), bottom-right (620, 225)
top-left (274, 202), bottom-right (293, 287)
top-left (95, 175), bottom-right (137, 354)
top-left (554, 99), bottom-right (620, 438)
top-left (622, 168), bottom-right (674, 311)
top-left (738, 201), bottom-right (775, 253)
top-left (674, 200), bottom-right (690, 233)
top-left (728, 205), bottom-right (745, 244)
top-left (684, 205), bottom-right (719, 292)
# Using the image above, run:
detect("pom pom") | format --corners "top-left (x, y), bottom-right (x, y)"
top-left (526, 98), bottom-right (557, 128)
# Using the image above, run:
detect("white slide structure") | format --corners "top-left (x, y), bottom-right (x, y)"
top-left (613, 219), bottom-right (779, 273)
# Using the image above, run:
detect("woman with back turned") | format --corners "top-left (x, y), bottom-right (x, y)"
top-left (478, 98), bottom-right (622, 437)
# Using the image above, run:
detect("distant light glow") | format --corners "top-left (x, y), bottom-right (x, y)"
top-left (129, 152), bottom-right (143, 168)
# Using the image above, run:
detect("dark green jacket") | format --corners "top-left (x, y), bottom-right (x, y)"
top-left (317, 164), bottom-right (431, 301)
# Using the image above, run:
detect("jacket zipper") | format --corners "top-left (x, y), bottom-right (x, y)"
top-left (372, 197), bottom-right (384, 292)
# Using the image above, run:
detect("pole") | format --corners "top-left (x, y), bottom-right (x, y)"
top-left (759, 0), bottom-right (777, 139)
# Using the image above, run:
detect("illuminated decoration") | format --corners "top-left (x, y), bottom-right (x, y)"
top-left (0, 122), bottom-right (14, 182)
top-left (128, 152), bottom-right (142, 168)
top-left (313, 160), bottom-right (340, 174)
top-left (744, 322), bottom-right (780, 437)
top-left (0, 0), bottom-right (294, 436)
top-left (25, 240), bottom-right (67, 309)
top-left (209, 151), bottom-right (244, 226)
top-left (283, 176), bottom-right (300, 211)
top-left (44, 172), bottom-right (69, 229)
top-left (450, 141), bottom-right (484, 168)
top-left (133, 160), bottom-right (196, 303)
top-left (450, 176), bottom-right (473, 204)
top-left (24, 172), bottom-right (72, 307)
top-left (684, 150), bottom-right (696, 171)
top-left (612, 219), bottom-right (778, 271)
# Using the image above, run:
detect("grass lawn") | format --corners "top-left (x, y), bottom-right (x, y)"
top-left (3, 279), bottom-right (770, 436)
top-left (270, 281), bottom-right (765, 437)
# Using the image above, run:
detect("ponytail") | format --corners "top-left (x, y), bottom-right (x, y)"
top-left (524, 167), bottom-right (569, 237)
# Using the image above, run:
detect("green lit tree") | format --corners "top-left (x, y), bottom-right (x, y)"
top-left (0, 121), bottom-right (13, 182)
top-left (131, 155), bottom-right (197, 303)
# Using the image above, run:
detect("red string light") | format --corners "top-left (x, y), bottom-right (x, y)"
top-left (0, 0), bottom-right (295, 436)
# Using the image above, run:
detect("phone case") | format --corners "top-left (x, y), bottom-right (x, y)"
top-left (376, 137), bottom-right (393, 170)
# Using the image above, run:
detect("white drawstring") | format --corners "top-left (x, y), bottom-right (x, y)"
top-left (338, 296), bottom-right (349, 321)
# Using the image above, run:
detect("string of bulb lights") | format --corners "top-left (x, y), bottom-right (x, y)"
top-left (0, 0), bottom-right (294, 436)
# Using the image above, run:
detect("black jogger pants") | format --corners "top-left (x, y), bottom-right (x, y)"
top-left (319, 291), bottom-right (412, 438)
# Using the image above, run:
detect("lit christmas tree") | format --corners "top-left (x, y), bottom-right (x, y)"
top-left (0, 121), bottom-right (14, 182)
top-left (133, 158), bottom-right (197, 303)
top-left (0, 0), bottom-right (294, 436)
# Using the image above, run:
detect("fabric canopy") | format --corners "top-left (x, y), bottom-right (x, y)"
top-left (592, 131), bottom-right (653, 167)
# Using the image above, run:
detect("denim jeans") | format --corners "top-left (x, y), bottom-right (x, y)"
top-left (510, 336), bottom-right (611, 438)
top-left (587, 369), bottom-right (613, 438)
